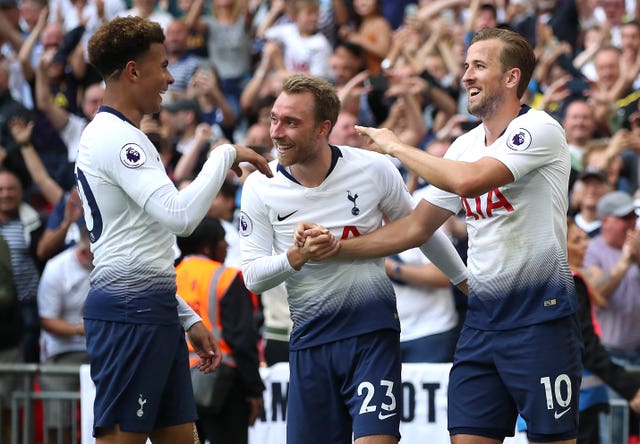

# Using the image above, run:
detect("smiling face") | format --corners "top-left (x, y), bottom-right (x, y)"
top-left (563, 101), bottom-right (596, 146)
top-left (462, 38), bottom-right (510, 119)
top-left (133, 42), bottom-right (175, 114)
top-left (270, 91), bottom-right (326, 167)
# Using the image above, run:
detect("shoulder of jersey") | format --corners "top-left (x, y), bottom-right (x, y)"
top-left (245, 159), bottom-right (279, 184)
top-left (339, 145), bottom-right (383, 163)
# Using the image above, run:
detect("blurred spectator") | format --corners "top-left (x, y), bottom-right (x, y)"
top-left (329, 109), bottom-right (362, 147)
top-left (0, 169), bottom-right (44, 363)
top-left (140, 113), bottom-right (181, 180)
top-left (19, 21), bottom-right (90, 191)
top-left (165, 18), bottom-right (203, 101)
top-left (589, 45), bottom-right (636, 136)
top-left (463, 0), bottom-right (498, 46)
top-left (0, 233), bottom-right (21, 444)
top-left (37, 226), bottom-right (91, 444)
top-left (208, 179), bottom-right (241, 267)
top-left (0, 60), bottom-right (32, 189)
top-left (185, 0), bottom-right (254, 117)
top-left (186, 66), bottom-right (237, 140)
top-left (583, 189), bottom-right (640, 444)
top-left (263, 0), bottom-right (332, 78)
top-left (35, 49), bottom-right (103, 162)
top-left (563, 99), bottom-right (598, 179)
top-left (176, 217), bottom-right (264, 444)
top-left (571, 168), bottom-right (611, 238)
top-left (37, 187), bottom-right (83, 261)
top-left (338, 0), bottom-right (392, 74)
top-left (243, 120), bottom-right (271, 151)
top-left (594, 0), bottom-right (629, 47)
top-left (0, 0), bottom-right (33, 109)
top-left (18, 0), bottom-right (46, 34)
top-left (8, 117), bottom-right (60, 206)
top-left (255, 0), bottom-right (294, 40)
top-left (239, 41), bottom-right (288, 121)
top-left (260, 282), bottom-right (291, 366)
top-left (48, 0), bottom-right (126, 44)
top-left (566, 216), bottom-right (640, 443)
top-left (329, 40), bottom-right (374, 124)
top-left (583, 132), bottom-right (640, 194)
top-left (584, 191), bottom-right (640, 365)
top-left (162, 97), bottom-right (220, 155)
top-left (7, 117), bottom-right (85, 260)
top-left (117, 0), bottom-right (173, 30)
top-left (619, 19), bottom-right (640, 91)
top-left (170, 0), bottom-right (208, 57)
top-left (378, 76), bottom-right (427, 152)
top-left (385, 197), bottom-right (459, 363)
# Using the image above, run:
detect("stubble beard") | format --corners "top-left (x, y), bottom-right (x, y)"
top-left (467, 90), bottom-right (504, 120)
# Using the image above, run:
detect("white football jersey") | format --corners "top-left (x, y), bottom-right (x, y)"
top-left (75, 108), bottom-right (225, 324)
top-left (425, 106), bottom-right (577, 329)
top-left (240, 146), bottom-right (413, 350)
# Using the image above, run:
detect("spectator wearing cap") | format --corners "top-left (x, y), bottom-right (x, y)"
top-left (161, 98), bottom-right (222, 156)
top-left (572, 168), bottom-right (612, 238)
top-left (584, 190), bottom-right (640, 366)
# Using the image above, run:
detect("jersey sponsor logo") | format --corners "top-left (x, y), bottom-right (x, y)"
top-left (554, 407), bottom-right (571, 419)
top-left (277, 210), bottom-right (298, 221)
top-left (461, 189), bottom-right (514, 220)
top-left (120, 143), bottom-right (146, 168)
top-left (341, 225), bottom-right (361, 239)
top-left (506, 128), bottom-right (532, 151)
top-left (239, 211), bottom-right (253, 236)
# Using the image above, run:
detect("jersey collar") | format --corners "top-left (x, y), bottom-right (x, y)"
top-left (497, 104), bottom-right (531, 138)
top-left (97, 105), bottom-right (136, 128)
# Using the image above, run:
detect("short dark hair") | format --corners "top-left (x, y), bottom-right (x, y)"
top-left (281, 74), bottom-right (341, 130)
top-left (177, 217), bottom-right (226, 257)
top-left (470, 28), bottom-right (535, 99)
top-left (88, 16), bottom-right (165, 81)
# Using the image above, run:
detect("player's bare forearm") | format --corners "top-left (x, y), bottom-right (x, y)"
top-left (232, 145), bottom-right (273, 178)
top-left (339, 211), bottom-right (431, 260)
top-left (187, 321), bottom-right (222, 373)
top-left (355, 126), bottom-right (513, 197)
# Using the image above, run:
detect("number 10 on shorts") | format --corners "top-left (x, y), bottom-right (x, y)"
top-left (539, 375), bottom-right (572, 410)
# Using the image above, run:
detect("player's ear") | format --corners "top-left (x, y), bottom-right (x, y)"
top-left (317, 119), bottom-right (332, 138)
top-left (123, 60), bottom-right (139, 80)
top-left (505, 67), bottom-right (520, 91)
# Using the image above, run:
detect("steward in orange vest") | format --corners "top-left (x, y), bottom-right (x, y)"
top-left (176, 217), bottom-right (264, 444)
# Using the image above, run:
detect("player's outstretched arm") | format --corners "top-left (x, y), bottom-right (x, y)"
top-left (231, 145), bottom-right (273, 178)
top-left (355, 125), bottom-right (514, 198)
top-left (338, 199), bottom-right (444, 260)
top-left (187, 321), bottom-right (222, 373)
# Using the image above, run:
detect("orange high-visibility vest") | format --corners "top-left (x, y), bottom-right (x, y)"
top-left (176, 256), bottom-right (239, 368)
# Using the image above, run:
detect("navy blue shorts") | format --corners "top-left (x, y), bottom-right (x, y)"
top-left (84, 319), bottom-right (197, 435)
top-left (448, 315), bottom-right (582, 442)
top-left (287, 330), bottom-right (402, 444)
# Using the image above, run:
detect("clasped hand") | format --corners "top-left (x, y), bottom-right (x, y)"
top-left (293, 222), bottom-right (340, 262)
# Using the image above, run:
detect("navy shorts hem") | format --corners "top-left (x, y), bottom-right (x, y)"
top-left (527, 431), bottom-right (578, 442)
top-left (449, 426), bottom-right (513, 441)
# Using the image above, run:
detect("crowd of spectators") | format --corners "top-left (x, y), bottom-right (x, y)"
top-left (2, 0), bottom-right (640, 441)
